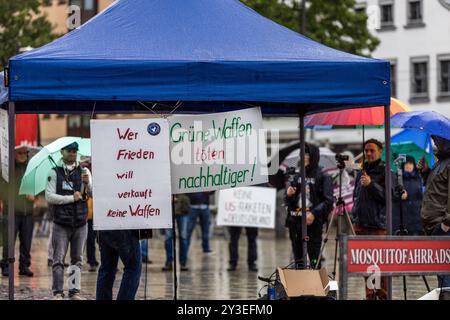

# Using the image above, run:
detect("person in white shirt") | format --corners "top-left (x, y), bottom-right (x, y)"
top-left (45, 142), bottom-right (92, 300)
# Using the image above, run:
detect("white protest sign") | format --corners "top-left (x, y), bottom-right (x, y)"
top-left (169, 108), bottom-right (268, 194)
top-left (91, 119), bottom-right (172, 230)
top-left (0, 109), bottom-right (9, 182)
top-left (217, 187), bottom-right (276, 229)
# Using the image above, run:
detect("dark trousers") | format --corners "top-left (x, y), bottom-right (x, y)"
top-left (96, 230), bottom-right (142, 300)
top-left (86, 220), bottom-right (98, 266)
top-left (1, 215), bottom-right (34, 270)
top-left (228, 227), bottom-right (258, 267)
top-left (287, 217), bottom-right (322, 268)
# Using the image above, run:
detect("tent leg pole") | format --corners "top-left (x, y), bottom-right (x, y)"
top-left (384, 103), bottom-right (392, 300)
top-left (171, 196), bottom-right (177, 300)
top-left (7, 102), bottom-right (15, 300)
top-left (299, 112), bottom-right (308, 269)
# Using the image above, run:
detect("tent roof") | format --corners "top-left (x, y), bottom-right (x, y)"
top-left (8, 0), bottom-right (390, 114)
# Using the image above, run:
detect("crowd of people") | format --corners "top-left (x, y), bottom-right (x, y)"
top-left (281, 136), bottom-right (449, 300)
top-left (0, 135), bottom-right (449, 300)
top-left (0, 142), bottom-right (260, 300)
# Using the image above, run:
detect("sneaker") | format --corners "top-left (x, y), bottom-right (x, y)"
top-left (162, 264), bottom-right (173, 272)
top-left (69, 292), bottom-right (83, 300)
top-left (180, 264), bottom-right (189, 272)
top-left (88, 264), bottom-right (97, 272)
top-left (248, 264), bottom-right (258, 272)
top-left (227, 265), bottom-right (237, 272)
top-left (53, 293), bottom-right (65, 300)
top-left (19, 267), bottom-right (34, 277)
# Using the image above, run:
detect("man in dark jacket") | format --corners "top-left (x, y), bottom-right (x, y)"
top-left (393, 156), bottom-right (424, 235)
top-left (45, 142), bottom-right (92, 300)
top-left (419, 135), bottom-right (450, 288)
top-left (351, 139), bottom-right (388, 299)
top-left (0, 146), bottom-right (35, 277)
top-left (285, 143), bottom-right (333, 269)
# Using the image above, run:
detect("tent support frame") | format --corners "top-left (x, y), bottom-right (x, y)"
top-left (7, 101), bottom-right (16, 300)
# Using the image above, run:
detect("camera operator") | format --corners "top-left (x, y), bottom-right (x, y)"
top-left (393, 156), bottom-right (424, 235)
top-left (352, 139), bottom-right (388, 300)
top-left (285, 143), bottom-right (333, 269)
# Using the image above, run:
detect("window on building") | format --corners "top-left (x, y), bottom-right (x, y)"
top-left (438, 55), bottom-right (450, 98)
top-left (410, 57), bottom-right (429, 102)
top-left (390, 61), bottom-right (397, 98)
top-left (355, 3), bottom-right (366, 14)
top-left (380, 3), bottom-right (394, 26)
top-left (407, 0), bottom-right (424, 26)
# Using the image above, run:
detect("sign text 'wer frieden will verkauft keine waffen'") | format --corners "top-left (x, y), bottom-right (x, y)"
top-left (91, 119), bottom-right (172, 231)
top-left (168, 108), bottom-right (268, 194)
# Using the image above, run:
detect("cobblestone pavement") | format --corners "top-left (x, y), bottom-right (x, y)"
top-left (0, 227), bottom-right (438, 300)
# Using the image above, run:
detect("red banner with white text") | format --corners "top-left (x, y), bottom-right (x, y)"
top-left (347, 238), bottom-right (450, 274)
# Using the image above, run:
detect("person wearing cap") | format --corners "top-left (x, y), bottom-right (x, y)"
top-left (0, 146), bottom-right (36, 277)
top-left (45, 141), bottom-right (92, 300)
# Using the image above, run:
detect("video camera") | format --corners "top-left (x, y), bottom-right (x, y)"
top-left (285, 167), bottom-right (298, 188)
top-left (335, 153), bottom-right (349, 169)
top-left (394, 153), bottom-right (407, 196)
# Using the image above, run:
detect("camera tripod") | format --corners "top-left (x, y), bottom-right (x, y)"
top-left (315, 162), bottom-right (355, 280)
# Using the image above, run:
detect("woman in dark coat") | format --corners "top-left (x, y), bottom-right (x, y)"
top-left (393, 156), bottom-right (424, 235)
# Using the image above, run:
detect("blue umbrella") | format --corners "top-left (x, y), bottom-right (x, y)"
top-left (391, 111), bottom-right (450, 141)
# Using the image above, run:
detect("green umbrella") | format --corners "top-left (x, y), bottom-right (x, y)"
top-left (19, 137), bottom-right (91, 195)
top-left (382, 141), bottom-right (434, 173)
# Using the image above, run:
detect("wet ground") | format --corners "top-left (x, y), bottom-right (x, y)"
top-left (0, 226), bottom-right (438, 300)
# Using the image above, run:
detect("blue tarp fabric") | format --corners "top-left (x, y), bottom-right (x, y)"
top-left (8, 0), bottom-right (390, 114)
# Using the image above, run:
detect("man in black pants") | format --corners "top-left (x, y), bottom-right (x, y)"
top-left (285, 143), bottom-right (333, 269)
top-left (227, 226), bottom-right (258, 272)
top-left (1, 146), bottom-right (35, 277)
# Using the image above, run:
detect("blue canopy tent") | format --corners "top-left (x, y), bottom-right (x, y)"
top-left (3, 0), bottom-right (392, 299)
top-left (7, 0), bottom-right (389, 114)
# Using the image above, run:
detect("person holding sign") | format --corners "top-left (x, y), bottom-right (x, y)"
top-left (45, 142), bottom-right (92, 300)
top-left (285, 143), bottom-right (333, 269)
